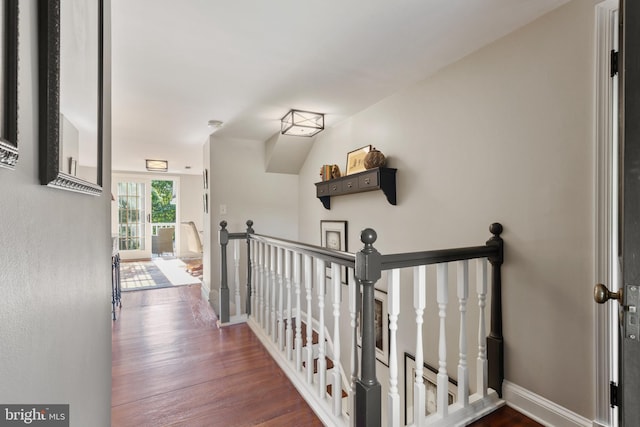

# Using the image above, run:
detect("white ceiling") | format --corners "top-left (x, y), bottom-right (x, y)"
top-left (111, 0), bottom-right (570, 175)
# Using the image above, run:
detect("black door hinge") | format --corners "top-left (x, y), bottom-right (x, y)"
top-left (611, 50), bottom-right (619, 77)
top-left (610, 381), bottom-right (620, 408)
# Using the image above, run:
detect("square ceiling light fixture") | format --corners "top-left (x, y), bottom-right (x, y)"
top-left (146, 159), bottom-right (168, 172)
top-left (281, 109), bottom-right (324, 137)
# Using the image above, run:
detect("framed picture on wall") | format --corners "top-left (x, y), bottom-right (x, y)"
top-left (404, 352), bottom-right (457, 424)
top-left (320, 220), bottom-right (347, 284)
top-left (0, 0), bottom-right (19, 170)
top-left (357, 287), bottom-right (389, 366)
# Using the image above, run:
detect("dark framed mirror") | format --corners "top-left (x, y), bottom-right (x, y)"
top-left (38, 0), bottom-right (103, 195)
top-left (0, 0), bottom-right (18, 170)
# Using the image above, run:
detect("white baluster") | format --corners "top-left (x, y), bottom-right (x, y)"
top-left (436, 263), bottom-right (449, 418)
top-left (258, 242), bottom-right (265, 327)
top-left (477, 258), bottom-right (488, 397)
top-left (388, 269), bottom-right (400, 427)
top-left (261, 242), bottom-right (268, 330)
top-left (285, 249), bottom-right (293, 360)
top-left (331, 262), bottom-right (342, 417)
top-left (270, 245), bottom-right (277, 341)
top-left (294, 252), bottom-right (303, 371)
top-left (278, 247), bottom-right (285, 349)
top-left (264, 244), bottom-right (271, 333)
top-left (265, 244), bottom-right (272, 335)
top-left (414, 265), bottom-right (426, 426)
top-left (348, 268), bottom-right (358, 427)
top-left (305, 255), bottom-right (314, 384)
top-left (234, 240), bottom-right (242, 318)
top-left (457, 260), bottom-right (469, 407)
top-left (316, 258), bottom-right (327, 399)
top-left (250, 240), bottom-right (256, 319)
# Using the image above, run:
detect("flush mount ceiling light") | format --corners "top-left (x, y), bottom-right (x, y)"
top-left (146, 159), bottom-right (168, 172)
top-left (281, 109), bottom-right (324, 137)
top-left (208, 120), bottom-right (224, 130)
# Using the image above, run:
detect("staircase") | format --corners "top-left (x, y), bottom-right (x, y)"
top-left (218, 220), bottom-right (506, 427)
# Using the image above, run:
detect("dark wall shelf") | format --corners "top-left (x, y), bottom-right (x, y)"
top-left (314, 167), bottom-right (397, 209)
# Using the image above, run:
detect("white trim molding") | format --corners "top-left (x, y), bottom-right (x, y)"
top-left (593, 1), bottom-right (619, 426)
top-left (503, 381), bottom-right (592, 427)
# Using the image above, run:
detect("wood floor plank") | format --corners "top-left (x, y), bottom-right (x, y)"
top-left (111, 285), bottom-right (322, 426)
top-left (467, 405), bottom-right (544, 427)
top-left (112, 284), bottom-right (542, 427)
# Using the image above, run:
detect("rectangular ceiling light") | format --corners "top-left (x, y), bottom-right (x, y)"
top-left (281, 109), bottom-right (324, 137)
top-left (145, 159), bottom-right (168, 172)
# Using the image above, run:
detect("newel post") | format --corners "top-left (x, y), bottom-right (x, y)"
top-left (486, 223), bottom-right (504, 397)
top-left (355, 229), bottom-right (382, 427)
top-left (246, 220), bottom-right (254, 316)
top-left (219, 220), bottom-right (230, 323)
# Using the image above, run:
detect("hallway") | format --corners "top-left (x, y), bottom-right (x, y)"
top-left (111, 285), bottom-right (322, 426)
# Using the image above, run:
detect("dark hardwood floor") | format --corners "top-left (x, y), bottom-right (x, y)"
top-left (468, 405), bottom-right (543, 427)
top-left (111, 285), bottom-right (322, 426)
top-left (112, 285), bottom-right (542, 427)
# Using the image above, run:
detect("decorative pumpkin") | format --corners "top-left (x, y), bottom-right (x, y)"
top-left (364, 147), bottom-right (386, 169)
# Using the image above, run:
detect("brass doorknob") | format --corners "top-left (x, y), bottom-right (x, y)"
top-left (594, 283), bottom-right (623, 304)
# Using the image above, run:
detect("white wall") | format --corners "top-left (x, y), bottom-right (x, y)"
top-left (297, 0), bottom-right (597, 420)
top-left (0, 0), bottom-right (113, 425)
top-left (205, 136), bottom-right (299, 312)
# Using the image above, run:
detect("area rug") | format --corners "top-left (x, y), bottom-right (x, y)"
top-left (120, 261), bottom-right (173, 290)
top-left (120, 258), bottom-right (202, 291)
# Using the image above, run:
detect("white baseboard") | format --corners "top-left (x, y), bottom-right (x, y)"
top-left (503, 381), bottom-right (593, 427)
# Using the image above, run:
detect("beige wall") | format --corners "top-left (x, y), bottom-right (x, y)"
top-left (205, 136), bottom-right (299, 311)
top-left (0, 0), bottom-right (113, 425)
top-left (297, 0), bottom-right (598, 419)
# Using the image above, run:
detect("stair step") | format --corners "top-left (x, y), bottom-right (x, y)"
top-left (326, 384), bottom-right (348, 398)
top-left (302, 355), bottom-right (335, 372)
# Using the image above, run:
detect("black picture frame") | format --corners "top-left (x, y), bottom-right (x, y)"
top-left (357, 287), bottom-right (389, 366)
top-left (320, 220), bottom-right (348, 284)
top-left (38, 0), bottom-right (103, 195)
top-left (0, 0), bottom-right (18, 170)
top-left (404, 352), bottom-right (457, 424)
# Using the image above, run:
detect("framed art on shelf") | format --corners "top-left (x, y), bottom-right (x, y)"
top-left (320, 220), bottom-right (347, 284)
top-left (345, 145), bottom-right (371, 175)
top-left (404, 352), bottom-right (457, 424)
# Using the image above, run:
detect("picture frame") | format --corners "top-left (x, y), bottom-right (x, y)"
top-left (203, 169), bottom-right (208, 189)
top-left (38, 0), bottom-right (104, 195)
top-left (345, 145), bottom-right (371, 175)
top-left (357, 288), bottom-right (389, 366)
top-left (404, 352), bottom-right (457, 424)
top-left (0, 0), bottom-right (19, 170)
top-left (203, 193), bottom-right (208, 214)
top-left (68, 157), bottom-right (77, 176)
top-left (320, 220), bottom-right (347, 284)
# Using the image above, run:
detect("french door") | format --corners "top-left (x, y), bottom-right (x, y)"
top-left (116, 178), bottom-right (152, 260)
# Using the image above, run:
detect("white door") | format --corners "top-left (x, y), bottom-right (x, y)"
top-left (116, 178), bottom-right (152, 260)
top-left (595, 1), bottom-right (640, 425)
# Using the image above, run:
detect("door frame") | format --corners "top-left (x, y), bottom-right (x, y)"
top-left (595, 1), bottom-right (620, 426)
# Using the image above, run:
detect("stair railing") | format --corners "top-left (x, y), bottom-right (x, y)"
top-left (218, 220), bottom-right (504, 427)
